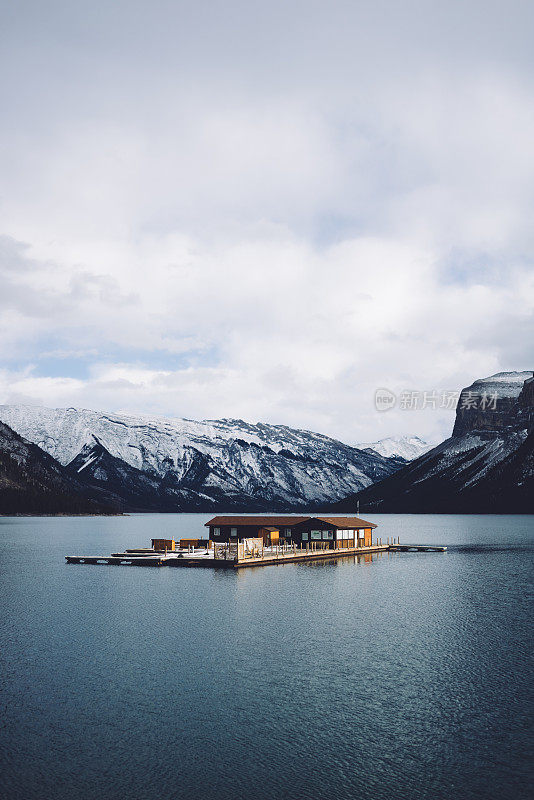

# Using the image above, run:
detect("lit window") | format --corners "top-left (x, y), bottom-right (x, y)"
top-left (213, 527), bottom-right (220, 537)
top-left (311, 530), bottom-right (321, 540)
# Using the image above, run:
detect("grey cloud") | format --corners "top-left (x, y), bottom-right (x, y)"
top-left (68, 272), bottom-right (138, 307)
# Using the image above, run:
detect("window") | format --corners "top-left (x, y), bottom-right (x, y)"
top-left (285, 528), bottom-right (292, 537)
top-left (322, 530), bottom-right (332, 540)
top-left (213, 527), bottom-right (220, 537)
top-left (302, 532), bottom-right (309, 541)
top-left (311, 530), bottom-right (321, 540)
top-left (230, 527), bottom-right (237, 537)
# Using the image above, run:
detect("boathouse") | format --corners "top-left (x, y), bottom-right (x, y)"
top-left (205, 516), bottom-right (376, 548)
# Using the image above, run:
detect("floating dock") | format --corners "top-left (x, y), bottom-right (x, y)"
top-left (65, 541), bottom-right (446, 569)
top-left (65, 555), bottom-right (172, 566)
top-left (389, 544), bottom-right (447, 552)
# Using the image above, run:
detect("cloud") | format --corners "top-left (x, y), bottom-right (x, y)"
top-left (0, 1), bottom-right (533, 445)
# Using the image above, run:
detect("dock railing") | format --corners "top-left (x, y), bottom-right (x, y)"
top-left (211, 537), bottom-right (407, 565)
top-left (213, 540), bottom-right (387, 564)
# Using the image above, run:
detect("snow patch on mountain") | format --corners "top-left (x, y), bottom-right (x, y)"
top-left (356, 435), bottom-right (432, 461)
top-left (463, 371), bottom-right (532, 398)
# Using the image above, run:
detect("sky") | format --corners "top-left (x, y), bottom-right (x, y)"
top-left (1, 0), bottom-right (533, 446)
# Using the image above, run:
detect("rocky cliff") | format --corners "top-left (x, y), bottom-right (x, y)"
top-left (452, 371), bottom-right (532, 436)
top-left (331, 371), bottom-right (534, 514)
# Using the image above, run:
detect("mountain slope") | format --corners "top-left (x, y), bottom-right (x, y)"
top-left (66, 437), bottom-right (215, 512)
top-left (0, 422), bottom-right (116, 515)
top-left (0, 407), bottom-right (404, 511)
top-left (331, 371), bottom-right (534, 513)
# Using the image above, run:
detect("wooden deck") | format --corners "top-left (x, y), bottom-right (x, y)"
top-left (231, 543), bottom-right (390, 568)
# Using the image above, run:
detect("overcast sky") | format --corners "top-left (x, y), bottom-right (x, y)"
top-left (1, 0), bottom-right (533, 445)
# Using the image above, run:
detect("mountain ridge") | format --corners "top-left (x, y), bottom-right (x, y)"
top-left (0, 405), bottom-right (405, 511)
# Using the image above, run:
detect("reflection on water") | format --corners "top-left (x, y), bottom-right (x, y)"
top-left (0, 513), bottom-right (532, 800)
top-left (293, 550), bottom-right (387, 568)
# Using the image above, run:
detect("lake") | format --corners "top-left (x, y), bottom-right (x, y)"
top-left (0, 513), bottom-right (532, 800)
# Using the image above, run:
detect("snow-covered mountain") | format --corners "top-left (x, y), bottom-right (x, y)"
top-left (0, 406), bottom-right (404, 511)
top-left (356, 435), bottom-right (432, 461)
top-left (332, 371), bottom-right (534, 513)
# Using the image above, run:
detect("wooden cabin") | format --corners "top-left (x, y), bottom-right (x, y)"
top-left (204, 516), bottom-right (376, 548)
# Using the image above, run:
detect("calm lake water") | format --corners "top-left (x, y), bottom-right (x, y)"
top-left (0, 513), bottom-right (532, 800)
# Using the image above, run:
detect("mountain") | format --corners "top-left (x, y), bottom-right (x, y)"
top-left (355, 435), bottom-right (432, 461)
top-left (0, 421), bottom-right (116, 515)
top-left (331, 371), bottom-right (534, 513)
top-left (0, 406), bottom-right (405, 512)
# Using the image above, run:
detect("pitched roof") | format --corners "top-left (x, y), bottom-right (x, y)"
top-left (314, 516), bottom-right (377, 529)
top-left (205, 515), bottom-right (376, 529)
top-left (205, 516), bottom-right (309, 527)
